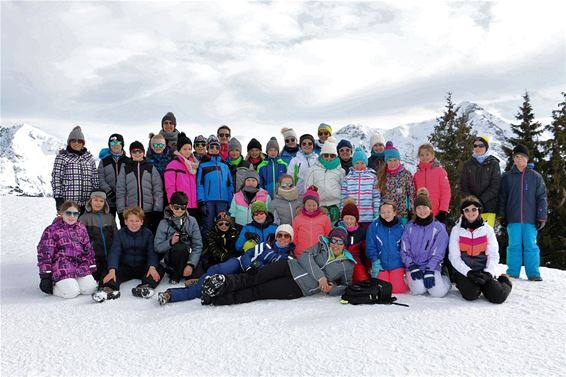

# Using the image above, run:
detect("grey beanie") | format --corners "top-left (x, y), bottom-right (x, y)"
top-left (67, 126), bottom-right (85, 145)
top-left (266, 137), bottom-right (280, 152)
top-left (229, 137), bottom-right (242, 152)
top-left (244, 169), bottom-right (260, 182)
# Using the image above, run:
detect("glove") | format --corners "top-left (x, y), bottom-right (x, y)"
top-left (423, 269), bottom-right (435, 289)
top-left (536, 220), bottom-right (546, 231)
top-left (408, 264), bottom-right (423, 281)
top-left (198, 202), bottom-right (208, 217)
top-left (242, 239), bottom-right (258, 252)
top-left (246, 260), bottom-right (262, 275)
top-left (371, 261), bottom-right (382, 278)
top-left (499, 218), bottom-right (507, 228)
top-left (39, 273), bottom-right (53, 294)
top-left (436, 211), bottom-right (448, 224)
top-left (106, 189), bottom-right (116, 202)
top-left (467, 270), bottom-right (487, 286)
top-left (481, 271), bottom-right (493, 281)
top-left (244, 232), bottom-right (261, 244)
top-left (55, 198), bottom-right (64, 211)
top-left (266, 233), bottom-right (275, 245)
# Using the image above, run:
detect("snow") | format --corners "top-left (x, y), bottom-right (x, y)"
top-left (1, 196), bottom-right (565, 376)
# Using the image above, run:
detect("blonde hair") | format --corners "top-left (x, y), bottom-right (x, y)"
top-left (123, 206), bottom-right (145, 221)
top-left (150, 134), bottom-right (166, 144)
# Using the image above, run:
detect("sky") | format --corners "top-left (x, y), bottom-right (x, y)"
top-left (1, 1), bottom-right (565, 150)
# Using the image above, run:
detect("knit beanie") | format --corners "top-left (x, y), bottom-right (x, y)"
top-left (299, 134), bottom-right (315, 146)
top-left (337, 139), bottom-right (353, 151)
top-left (329, 227), bottom-right (348, 244)
top-left (177, 132), bottom-right (192, 150)
top-left (251, 201), bottom-right (268, 215)
top-left (266, 137), bottom-right (279, 152)
top-left (281, 127), bottom-right (298, 140)
top-left (275, 224), bottom-right (294, 242)
top-left (215, 211), bottom-right (232, 224)
top-left (244, 169), bottom-right (260, 183)
top-left (129, 141), bottom-right (145, 152)
top-left (303, 185), bottom-right (320, 205)
top-left (229, 137), bottom-right (242, 152)
top-left (341, 198), bottom-right (360, 221)
top-left (414, 188), bottom-right (432, 209)
top-left (67, 126), bottom-right (85, 145)
top-left (194, 135), bottom-right (207, 145)
top-left (460, 196), bottom-right (483, 214)
top-left (161, 112), bottom-right (176, 127)
top-left (207, 135), bottom-right (220, 148)
top-left (170, 191), bottom-right (189, 206)
top-left (321, 137), bottom-right (338, 155)
top-left (108, 133), bottom-right (124, 147)
top-left (318, 123), bottom-right (333, 135)
top-left (352, 146), bottom-right (368, 165)
top-left (370, 132), bottom-right (385, 147)
top-left (474, 135), bottom-right (490, 151)
top-left (384, 141), bottom-right (401, 161)
top-left (512, 144), bottom-right (529, 158)
top-left (247, 138), bottom-right (262, 152)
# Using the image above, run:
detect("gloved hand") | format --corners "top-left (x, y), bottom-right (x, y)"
top-left (106, 189), bottom-right (116, 202)
top-left (499, 218), bottom-right (507, 228)
top-left (244, 232), bottom-right (261, 244)
top-left (198, 202), bottom-right (208, 217)
top-left (409, 264), bottom-right (423, 281)
top-left (266, 233), bottom-right (275, 245)
top-left (481, 271), bottom-right (493, 281)
top-left (371, 261), bottom-right (382, 278)
top-left (436, 211), bottom-right (448, 224)
top-left (423, 269), bottom-right (436, 289)
top-left (536, 220), bottom-right (546, 231)
top-left (467, 270), bottom-right (487, 285)
top-left (246, 260), bottom-right (262, 275)
top-left (242, 239), bottom-right (258, 252)
top-left (55, 198), bottom-right (64, 211)
top-left (39, 273), bottom-right (53, 294)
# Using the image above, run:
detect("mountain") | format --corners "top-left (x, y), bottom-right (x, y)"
top-left (334, 101), bottom-right (512, 172)
top-left (0, 123), bottom-right (64, 196)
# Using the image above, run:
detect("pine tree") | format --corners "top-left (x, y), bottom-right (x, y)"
top-left (429, 93), bottom-right (476, 226)
top-left (503, 91), bottom-right (545, 170)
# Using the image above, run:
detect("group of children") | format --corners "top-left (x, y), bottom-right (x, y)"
top-left (38, 114), bottom-right (549, 306)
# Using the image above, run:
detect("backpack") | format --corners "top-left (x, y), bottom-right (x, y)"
top-left (340, 278), bottom-right (408, 307)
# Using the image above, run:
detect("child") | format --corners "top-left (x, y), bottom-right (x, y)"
top-left (92, 207), bottom-right (165, 302)
top-left (287, 134), bottom-right (318, 197)
top-left (245, 138), bottom-right (265, 170)
top-left (339, 199), bottom-right (370, 283)
top-left (258, 137), bottom-right (288, 198)
top-left (235, 201), bottom-right (277, 253)
top-left (203, 212), bottom-right (240, 268)
top-left (400, 189), bottom-right (451, 297)
top-left (116, 141), bottom-right (164, 234)
top-left (154, 192), bottom-right (203, 284)
top-left (158, 224), bottom-right (295, 305)
top-left (366, 201), bottom-right (407, 293)
top-left (378, 141), bottom-right (416, 224)
top-left (341, 147), bottom-right (380, 227)
top-left (229, 170), bottom-right (271, 228)
top-left (193, 135), bottom-right (209, 162)
top-left (449, 196), bottom-right (512, 303)
top-left (147, 133), bottom-right (173, 178)
top-left (292, 186), bottom-right (332, 257)
top-left (98, 133), bottom-right (126, 222)
top-left (413, 144), bottom-right (451, 223)
top-left (305, 137), bottom-right (345, 223)
top-left (269, 174), bottom-right (302, 226)
top-left (280, 128), bottom-right (299, 165)
top-left (79, 191), bottom-right (118, 282)
top-left (37, 201), bottom-right (98, 299)
top-left (367, 132), bottom-right (386, 173)
top-left (226, 137), bottom-right (253, 193)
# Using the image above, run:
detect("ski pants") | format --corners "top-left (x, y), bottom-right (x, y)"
top-left (53, 275), bottom-right (98, 299)
top-left (102, 265), bottom-right (165, 290)
top-left (506, 223), bottom-right (541, 278)
top-left (454, 271), bottom-right (512, 304)
top-left (202, 201), bottom-right (229, 236)
top-left (406, 270), bottom-right (451, 297)
top-left (164, 244), bottom-right (204, 282)
top-left (377, 268), bottom-right (407, 294)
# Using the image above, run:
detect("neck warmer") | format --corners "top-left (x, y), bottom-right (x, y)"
top-left (159, 129), bottom-right (179, 147)
top-left (346, 224), bottom-right (359, 232)
top-left (283, 145), bottom-right (299, 154)
top-left (248, 156), bottom-right (262, 166)
top-left (318, 156), bottom-right (341, 170)
top-left (371, 150), bottom-right (385, 158)
top-left (228, 155), bottom-right (242, 166)
top-left (387, 164), bottom-right (403, 175)
top-left (415, 214), bottom-right (434, 226)
top-left (462, 216), bottom-right (484, 230)
top-left (278, 187), bottom-right (299, 201)
top-left (302, 207), bottom-right (321, 218)
top-left (379, 216), bottom-right (399, 227)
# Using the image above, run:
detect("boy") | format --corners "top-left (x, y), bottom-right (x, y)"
top-left (258, 137), bottom-right (288, 198)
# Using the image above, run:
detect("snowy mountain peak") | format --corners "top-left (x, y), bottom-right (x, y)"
top-left (0, 123), bottom-right (64, 196)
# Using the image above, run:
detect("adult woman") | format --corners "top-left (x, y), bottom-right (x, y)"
top-left (51, 126), bottom-right (99, 212)
top-left (159, 112), bottom-right (180, 151)
top-left (201, 227), bottom-right (355, 306)
top-left (287, 134), bottom-right (318, 197)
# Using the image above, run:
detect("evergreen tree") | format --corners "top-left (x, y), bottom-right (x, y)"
top-left (503, 91), bottom-right (545, 170)
top-left (429, 93), bottom-right (476, 226)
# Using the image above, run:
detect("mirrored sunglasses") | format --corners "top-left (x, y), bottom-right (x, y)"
top-left (109, 141), bottom-right (122, 146)
top-left (172, 204), bottom-right (187, 211)
top-left (64, 210), bottom-right (80, 217)
top-left (463, 207), bottom-right (479, 213)
top-left (285, 138), bottom-right (296, 143)
top-left (329, 238), bottom-right (345, 245)
top-left (276, 233), bottom-right (291, 239)
top-left (152, 143), bottom-right (165, 148)
top-left (217, 221), bottom-right (230, 227)
top-left (280, 182), bottom-right (294, 188)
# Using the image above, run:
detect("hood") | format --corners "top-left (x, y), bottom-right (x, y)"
top-left (85, 197), bottom-right (110, 214)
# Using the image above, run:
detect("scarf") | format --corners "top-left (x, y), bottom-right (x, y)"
top-left (346, 224), bottom-right (359, 232)
top-left (415, 214), bottom-right (434, 226)
top-left (379, 216), bottom-right (399, 227)
top-left (301, 207), bottom-right (321, 218)
top-left (371, 151), bottom-right (385, 158)
top-left (179, 155), bottom-right (199, 175)
top-left (228, 155), bottom-right (242, 166)
top-left (277, 187), bottom-right (299, 201)
top-left (248, 156), bottom-right (263, 168)
top-left (66, 145), bottom-right (86, 156)
top-left (283, 145), bottom-right (299, 154)
top-left (387, 164), bottom-right (403, 175)
top-left (461, 216), bottom-right (484, 230)
top-left (242, 186), bottom-right (259, 203)
top-left (473, 153), bottom-right (490, 164)
top-left (147, 148), bottom-right (172, 174)
top-left (111, 152), bottom-right (123, 162)
top-left (318, 156), bottom-right (341, 170)
top-left (159, 129), bottom-right (179, 149)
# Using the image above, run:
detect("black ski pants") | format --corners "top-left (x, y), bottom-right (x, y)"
top-left (102, 265), bottom-right (166, 290)
top-left (165, 244), bottom-right (205, 281)
top-left (454, 271), bottom-right (512, 304)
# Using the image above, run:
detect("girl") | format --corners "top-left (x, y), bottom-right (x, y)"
top-left (292, 186), bottom-right (332, 257)
top-left (258, 137), bottom-right (288, 198)
top-left (235, 201), bottom-right (278, 253)
top-left (280, 128), bottom-right (299, 165)
top-left (339, 199), bottom-right (370, 282)
top-left (449, 196), bottom-right (512, 303)
top-left (400, 189), bottom-right (451, 297)
top-left (229, 170), bottom-right (271, 228)
top-left (366, 201), bottom-right (407, 293)
top-left (341, 147), bottom-right (380, 227)
top-left (146, 133), bottom-right (173, 178)
top-left (413, 143), bottom-right (451, 223)
top-left (37, 201), bottom-right (98, 299)
top-left (305, 137), bottom-right (345, 223)
top-left (226, 137), bottom-right (253, 193)
top-left (269, 174), bottom-right (302, 226)
top-left (200, 227), bottom-right (355, 306)
top-left (287, 134), bottom-right (318, 197)
top-left (78, 191), bottom-right (118, 282)
top-left (245, 138), bottom-right (265, 170)
top-left (367, 132), bottom-right (386, 173)
top-left (379, 141), bottom-right (416, 224)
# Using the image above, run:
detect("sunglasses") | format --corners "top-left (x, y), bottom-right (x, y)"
top-left (208, 145), bottom-right (220, 150)
top-left (194, 142), bottom-right (206, 147)
top-left (218, 133), bottom-right (230, 138)
top-left (318, 131), bottom-right (330, 136)
top-left (64, 210), bottom-right (80, 217)
top-left (280, 182), bottom-right (294, 188)
top-left (69, 139), bottom-right (84, 144)
top-left (152, 143), bottom-right (165, 148)
top-left (163, 120), bottom-right (174, 125)
top-left (338, 148), bottom-right (351, 153)
top-left (217, 221), bottom-right (230, 227)
top-left (172, 204), bottom-right (187, 211)
top-left (463, 207), bottom-right (479, 213)
top-left (253, 211), bottom-right (266, 216)
top-left (285, 138), bottom-right (296, 143)
top-left (301, 141), bottom-right (313, 146)
top-left (473, 144), bottom-right (486, 148)
top-left (322, 153), bottom-right (336, 159)
top-left (276, 233), bottom-right (291, 239)
top-left (109, 141), bottom-right (122, 146)
top-left (329, 238), bottom-right (345, 245)
top-left (131, 149), bottom-right (144, 154)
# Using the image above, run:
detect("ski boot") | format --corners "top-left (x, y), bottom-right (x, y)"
top-left (158, 290), bottom-right (171, 306)
top-left (132, 284), bottom-right (155, 299)
top-left (92, 287), bottom-right (120, 303)
top-left (202, 274), bottom-right (226, 297)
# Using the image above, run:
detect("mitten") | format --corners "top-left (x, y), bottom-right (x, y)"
top-left (39, 273), bottom-right (53, 295)
top-left (423, 269), bottom-right (436, 289)
top-left (467, 270), bottom-right (486, 285)
top-left (436, 211), bottom-right (448, 224)
top-left (409, 264), bottom-right (423, 280)
top-left (371, 260), bottom-right (382, 278)
top-left (481, 271), bottom-right (493, 281)
top-left (55, 198), bottom-right (64, 211)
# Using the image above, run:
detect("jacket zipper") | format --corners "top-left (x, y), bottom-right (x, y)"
top-left (137, 162), bottom-right (142, 208)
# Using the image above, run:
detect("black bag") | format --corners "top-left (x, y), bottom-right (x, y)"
top-left (340, 278), bottom-right (407, 306)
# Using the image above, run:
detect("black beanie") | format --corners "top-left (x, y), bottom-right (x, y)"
top-left (460, 196), bottom-right (483, 214)
top-left (177, 132), bottom-right (192, 150)
top-left (108, 133), bottom-right (124, 147)
top-left (129, 141), bottom-right (145, 152)
top-left (512, 144), bottom-right (529, 158)
top-left (299, 134), bottom-right (315, 146)
top-left (161, 112), bottom-right (177, 127)
top-left (247, 138), bottom-right (262, 152)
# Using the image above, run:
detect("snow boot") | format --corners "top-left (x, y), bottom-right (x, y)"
top-left (158, 290), bottom-right (171, 306)
top-left (202, 274), bottom-right (226, 297)
top-left (201, 290), bottom-right (212, 306)
top-left (92, 287), bottom-right (120, 303)
top-left (528, 275), bottom-right (543, 282)
top-left (132, 284), bottom-right (155, 299)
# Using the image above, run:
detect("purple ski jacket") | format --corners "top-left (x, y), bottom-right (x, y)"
top-left (400, 219), bottom-right (449, 272)
top-left (37, 217), bottom-right (96, 283)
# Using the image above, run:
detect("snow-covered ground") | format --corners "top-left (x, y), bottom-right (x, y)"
top-left (1, 196), bottom-right (565, 376)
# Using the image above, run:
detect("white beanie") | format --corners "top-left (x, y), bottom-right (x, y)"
top-left (370, 132), bottom-right (385, 147)
top-left (281, 127), bottom-right (298, 140)
top-left (275, 224), bottom-right (294, 242)
top-left (321, 136), bottom-right (338, 155)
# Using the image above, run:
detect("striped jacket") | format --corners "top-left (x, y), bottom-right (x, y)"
top-left (341, 168), bottom-right (380, 223)
top-left (449, 218), bottom-right (499, 276)
top-left (51, 148), bottom-right (99, 206)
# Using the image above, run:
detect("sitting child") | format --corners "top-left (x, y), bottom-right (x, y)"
top-left (203, 212), bottom-right (240, 268)
top-left (338, 199), bottom-right (370, 282)
top-left (235, 201), bottom-right (277, 253)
